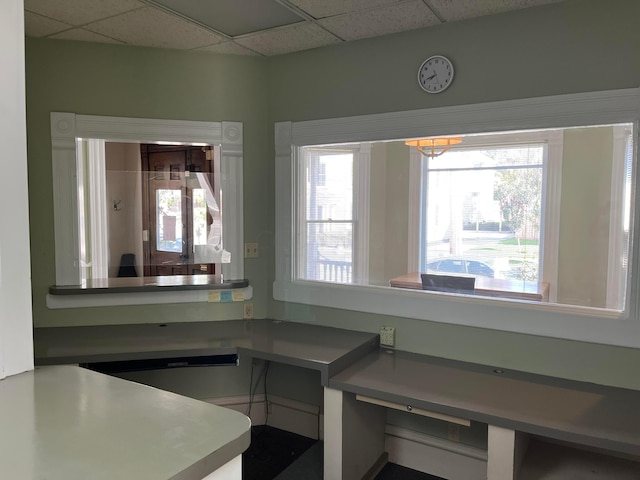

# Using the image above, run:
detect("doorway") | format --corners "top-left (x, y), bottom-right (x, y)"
top-left (141, 144), bottom-right (216, 276)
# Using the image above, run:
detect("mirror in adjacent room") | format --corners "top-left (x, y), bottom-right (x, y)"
top-left (294, 123), bottom-right (634, 312)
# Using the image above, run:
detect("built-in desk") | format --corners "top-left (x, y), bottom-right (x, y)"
top-left (0, 365), bottom-right (250, 480)
top-left (327, 349), bottom-right (640, 480)
top-left (390, 272), bottom-right (550, 302)
top-left (34, 320), bottom-right (379, 480)
top-left (34, 319), bottom-right (379, 385)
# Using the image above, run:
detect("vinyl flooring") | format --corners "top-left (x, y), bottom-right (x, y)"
top-left (242, 425), bottom-right (444, 480)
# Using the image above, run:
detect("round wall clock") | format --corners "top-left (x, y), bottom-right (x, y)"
top-left (417, 55), bottom-right (454, 94)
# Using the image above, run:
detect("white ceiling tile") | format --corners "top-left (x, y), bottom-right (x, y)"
top-left (319, 0), bottom-right (440, 42)
top-left (24, 11), bottom-right (73, 37)
top-left (195, 42), bottom-right (260, 56)
top-left (85, 7), bottom-right (226, 50)
top-left (427, 0), bottom-right (564, 22)
top-left (235, 22), bottom-right (341, 56)
top-left (152, 0), bottom-right (304, 36)
top-left (288, 0), bottom-right (407, 19)
top-left (50, 28), bottom-right (126, 45)
top-left (24, 0), bottom-right (144, 26)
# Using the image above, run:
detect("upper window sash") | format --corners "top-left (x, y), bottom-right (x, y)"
top-left (274, 88), bottom-right (640, 348)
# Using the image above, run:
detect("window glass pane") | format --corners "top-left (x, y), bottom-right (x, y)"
top-left (301, 149), bottom-right (354, 283)
top-left (425, 148), bottom-right (543, 283)
top-left (156, 189), bottom-right (182, 253)
top-left (305, 151), bottom-right (353, 221)
top-left (429, 144), bottom-right (544, 170)
top-left (192, 188), bottom-right (207, 246)
top-left (306, 222), bottom-right (353, 282)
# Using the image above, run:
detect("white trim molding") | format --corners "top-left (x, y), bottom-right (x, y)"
top-left (274, 88), bottom-right (640, 347)
top-left (50, 113), bottom-right (245, 291)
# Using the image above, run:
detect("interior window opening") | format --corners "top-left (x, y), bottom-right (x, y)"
top-left (295, 123), bottom-right (635, 312)
top-left (76, 141), bottom-right (229, 282)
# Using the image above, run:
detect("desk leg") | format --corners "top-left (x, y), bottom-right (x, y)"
top-left (487, 426), bottom-right (529, 480)
top-left (324, 387), bottom-right (386, 480)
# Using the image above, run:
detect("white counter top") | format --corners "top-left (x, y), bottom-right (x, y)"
top-left (0, 366), bottom-right (251, 479)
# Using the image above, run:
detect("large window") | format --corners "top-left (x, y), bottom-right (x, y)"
top-left (295, 125), bottom-right (632, 310)
top-left (275, 88), bottom-right (640, 346)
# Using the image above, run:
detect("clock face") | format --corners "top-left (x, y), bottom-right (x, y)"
top-left (418, 55), bottom-right (454, 93)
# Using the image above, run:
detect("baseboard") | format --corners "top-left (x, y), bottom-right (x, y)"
top-left (385, 425), bottom-right (488, 480)
top-left (203, 394), bottom-right (320, 440)
top-left (267, 395), bottom-right (321, 440)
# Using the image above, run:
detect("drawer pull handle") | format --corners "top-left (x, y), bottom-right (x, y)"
top-left (407, 405), bottom-right (412, 412)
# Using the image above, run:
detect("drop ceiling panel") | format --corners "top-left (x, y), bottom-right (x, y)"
top-left (427, 0), bottom-right (564, 22)
top-left (196, 41), bottom-right (260, 56)
top-left (24, 0), bottom-right (144, 26)
top-left (235, 22), bottom-right (341, 56)
top-left (319, 0), bottom-right (440, 42)
top-left (24, 11), bottom-right (73, 37)
top-left (85, 7), bottom-right (226, 50)
top-left (150, 0), bottom-right (305, 36)
top-left (51, 28), bottom-right (125, 45)
top-left (287, 0), bottom-right (408, 19)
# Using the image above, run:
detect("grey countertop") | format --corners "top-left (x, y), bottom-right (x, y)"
top-left (329, 349), bottom-right (640, 457)
top-left (0, 365), bottom-right (251, 480)
top-left (34, 319), bottom-right (379, 385)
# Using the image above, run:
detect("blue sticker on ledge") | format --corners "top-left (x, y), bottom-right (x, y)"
top-left (220, 291), bottom-right (233, 303)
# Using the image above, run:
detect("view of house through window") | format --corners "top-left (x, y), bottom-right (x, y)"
top-left (296, 123), bottom-right (634, 311)
top-left (301, 148), bottom-right (355, 283)
top-left (422, 142), bottom-right (544, 284)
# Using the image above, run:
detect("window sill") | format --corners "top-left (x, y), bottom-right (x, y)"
top-left (47, 275), bottom-right (252, 309)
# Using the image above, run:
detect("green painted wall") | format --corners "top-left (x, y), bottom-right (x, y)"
top-left (267, 0), bottom-right (640, 390)
top-left (26, 38), bottom-right (271, 328)
top-left (24, 0), bottom-right (640, 397)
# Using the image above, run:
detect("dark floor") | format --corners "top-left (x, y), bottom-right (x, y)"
top-left (375, 463), bottom-right (445, 480)
top-left (243, 426), bottom-right (318, 480)
top-left (242, 425), bottom-right (444, 480)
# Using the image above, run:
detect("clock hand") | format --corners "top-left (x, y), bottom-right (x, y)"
top-left (426, 73), bottom-right (437, 80)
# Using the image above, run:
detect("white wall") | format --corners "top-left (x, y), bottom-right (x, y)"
top-left (0, 0), bottom-right (34, 379)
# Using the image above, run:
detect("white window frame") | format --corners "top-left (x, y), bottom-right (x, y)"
top-left (408, 130), bottom-right (563, 302)
top-left (50, 113), bottom-right (245, 306)
top-left (296, 144), bottom-right (370, 284)
top-left (274, 88), bottom-right (640, 347)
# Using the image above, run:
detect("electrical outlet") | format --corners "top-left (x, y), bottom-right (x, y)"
top-left (380, 326), bottom-right (395, 347)
top-left (447, 424), bottom-right (460, 442)
top-left (244, 242), bottom-right (258, 258)
top-left (243, 302), bottom-right (254, 320)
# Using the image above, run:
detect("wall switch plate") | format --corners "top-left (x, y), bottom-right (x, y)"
top-left (380, 326), bottom-right (395, 347)
top-left (244, 243), bottom-right (258, 258)
top-left (243, 302), bottom-right (254, 320)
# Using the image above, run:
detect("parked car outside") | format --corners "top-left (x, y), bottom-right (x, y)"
top-left (426, 258), bottom-right (495, 278)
